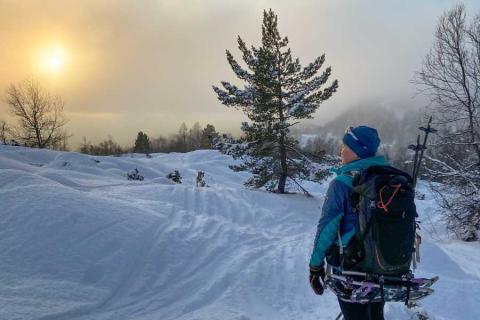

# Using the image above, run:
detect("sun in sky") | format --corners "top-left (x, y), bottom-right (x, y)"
top-left (37, 45), bottom-right (69, 75)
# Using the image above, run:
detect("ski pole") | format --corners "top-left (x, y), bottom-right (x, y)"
top-left (414, 116), bottom-right (437, 186)
top-left (408, 135), bottom-right (421, 182)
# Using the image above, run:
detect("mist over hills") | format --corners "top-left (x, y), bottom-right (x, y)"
top-left (294, 101), bottom-right (425, 168)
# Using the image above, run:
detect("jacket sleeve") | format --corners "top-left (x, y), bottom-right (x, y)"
top-left (309, 179), bottom-right (350, 267)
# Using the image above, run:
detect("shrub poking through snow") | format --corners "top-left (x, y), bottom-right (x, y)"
top-left (127, 168), bottom-right (144, 181)
top-left (167, 170), bottom-right (182, 184)
top-left (196, 171), bottom-right (206, 187)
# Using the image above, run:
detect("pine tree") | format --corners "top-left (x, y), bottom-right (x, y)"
top-left (134, 131), bottom-right (151, 155)
top-left (200, 124), bottom-right (219, 149)
top-left (212, 9), bottom-right (338, 193)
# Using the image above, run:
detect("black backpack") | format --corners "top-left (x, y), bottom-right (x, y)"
top-left (328, 165), bottom-right (417, 276)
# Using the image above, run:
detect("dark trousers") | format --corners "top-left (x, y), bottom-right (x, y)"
top-left (338, 299), bottom-right (385, 320)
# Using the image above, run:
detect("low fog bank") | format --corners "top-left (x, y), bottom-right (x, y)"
top-left (295, 101), bottom-right (425, 171)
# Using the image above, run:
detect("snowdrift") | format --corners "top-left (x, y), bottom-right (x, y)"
top-left (0, 145), bottom-right (479, 320)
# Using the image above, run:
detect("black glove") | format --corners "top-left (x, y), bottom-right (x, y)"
top-left (309, 264), bottom-right (325, 295)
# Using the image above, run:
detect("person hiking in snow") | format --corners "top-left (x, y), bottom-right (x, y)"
top-left (309, 125), bottom-right (386, 320)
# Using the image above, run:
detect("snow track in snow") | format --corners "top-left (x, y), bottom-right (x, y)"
top-left (1, 145), bottom-right (479, 320)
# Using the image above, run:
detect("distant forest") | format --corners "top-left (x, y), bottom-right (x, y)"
top-left (78, 122), bottom-right (219, 156)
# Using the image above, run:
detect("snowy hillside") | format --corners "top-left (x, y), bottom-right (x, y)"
top-left (1, 145), bottom-right (479, 320)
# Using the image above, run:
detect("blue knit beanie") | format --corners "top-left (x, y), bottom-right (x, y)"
top-left (342, 125), bottom-right (380, 159)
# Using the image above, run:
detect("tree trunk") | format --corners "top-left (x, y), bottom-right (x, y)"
top-left (278, 135), bottom-right (287, 193)
top-left (275, 43), bottom-right (288, 193)
top-left (277, 109), bottom-right (288, 193)
top-left (467, 107), bottom-right (480, 164)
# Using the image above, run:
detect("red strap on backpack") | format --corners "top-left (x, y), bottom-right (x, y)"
top-left (377, 184), bottom-right (402, 213)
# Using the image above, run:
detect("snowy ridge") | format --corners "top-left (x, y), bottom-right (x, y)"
top-left (0, 145), bottom-right (479, 320)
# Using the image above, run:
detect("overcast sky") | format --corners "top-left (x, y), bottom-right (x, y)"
top-left (0, 0), bottom-right (479, 147)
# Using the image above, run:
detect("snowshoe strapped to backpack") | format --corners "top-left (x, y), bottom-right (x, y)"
top-left (335, 165), bottom-right (417, 275)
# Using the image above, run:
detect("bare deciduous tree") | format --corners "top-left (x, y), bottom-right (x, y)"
top-left (414, 4), bottom-right (480, 241)
top-left (178, 122), bottom-right (188, 152)
top-left (0, 119), bottom-right (10, 143)
top-left (5, 78), bottom-right (69, 148)
top-left (50, 129), bottom-right (72, 151)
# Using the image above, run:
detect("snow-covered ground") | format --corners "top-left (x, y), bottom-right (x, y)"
top-left (1, 145), bottom-right (479, 320)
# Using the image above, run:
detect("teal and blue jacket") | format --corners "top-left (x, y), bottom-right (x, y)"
top-left (309, 155), bottom-right (389, 267)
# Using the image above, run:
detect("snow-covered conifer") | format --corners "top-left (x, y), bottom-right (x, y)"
top-left (200, 124), bottom-right (219, 149)
top-left (212, 9), bottom-right (338, 193)
top-left (134, 131), bottom-right (151, 155)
